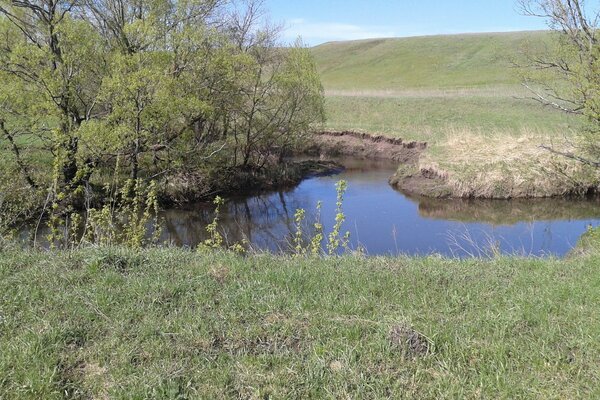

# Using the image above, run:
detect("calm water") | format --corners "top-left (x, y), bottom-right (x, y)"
top-left (159, 158), bottom-right (600, 257)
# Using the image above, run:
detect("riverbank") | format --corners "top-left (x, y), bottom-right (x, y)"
top-left (311, 130), bottom-right (600, 199)
top-left (308, 131), bottom-right (456, 197)
top-left (1, 243), bottom-right (599, 398)
top-left (159, 159), bottom-right (343, 205)
top-left (308, 131), bottom-right (426, 162)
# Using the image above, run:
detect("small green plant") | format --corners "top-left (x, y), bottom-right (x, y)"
top-left (90, 179), bottom-right (161, 248)
top-left (310, 201), bottom-right (324, 256)
top-left (120, 179), bottom-right (161, 247)
top-left (293, 208), bottom-right (307, 257)
top-left (199, 196), bottom-right (225, 250)
top-left (327, 180), bottom-right (350, 255)
top-left (197, 196), bottom-right (249, 253)
top-left (45, 175), bottom-right (163, 249)
top-left (291, 181), bottom-right (351, 257)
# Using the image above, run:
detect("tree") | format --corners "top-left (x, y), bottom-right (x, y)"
top-left (226, 40), bottom-right (325, 168)
top-left (0, 0), bottom-right (326, 225)
top-left (0, 1), bottom-right (106, 186)
top-left (519, 0), bottom-right (600, 166)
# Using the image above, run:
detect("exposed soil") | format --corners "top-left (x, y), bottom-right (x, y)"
top-left (389, 324), bottom-right (431, 358)
top-left (388, 163), bottom-right (454, 198)
top-left (308, 130), bottom-right (426, 163)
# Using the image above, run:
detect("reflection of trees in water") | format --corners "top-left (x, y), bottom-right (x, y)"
top-left (159, 189), bottom-right (317, 251)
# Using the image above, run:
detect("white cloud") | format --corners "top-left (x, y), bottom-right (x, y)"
top-left (283, 19), bottom-right (397, 44)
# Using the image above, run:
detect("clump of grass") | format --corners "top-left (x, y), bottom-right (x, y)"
top-left (389, 323), bottom-right (433, 359)
top-left (569, 226), bottom-right (600, 258)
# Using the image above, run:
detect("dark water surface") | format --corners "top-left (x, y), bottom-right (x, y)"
top-left (159, 158), bottom-right (600, 257)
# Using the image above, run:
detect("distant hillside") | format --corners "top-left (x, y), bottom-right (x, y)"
top-left (311, 31), bottom-right (551, 91)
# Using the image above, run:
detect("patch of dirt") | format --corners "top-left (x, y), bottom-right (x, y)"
top-left (329, 360), bottom-right (344, 372)
top-left (389, 324), bottom-right (431, 358)
top-left (207, 264), bottom-right (230, 285)
top-left (309, 131), bottom-right (426, 163)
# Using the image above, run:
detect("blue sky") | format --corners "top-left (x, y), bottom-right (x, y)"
top-left (264, 0), bottom-right (549, 45)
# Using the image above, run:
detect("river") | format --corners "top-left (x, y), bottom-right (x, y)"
top-left (158, 157), bottom-right (600, 257)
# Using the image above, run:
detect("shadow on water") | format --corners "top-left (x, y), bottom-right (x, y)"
top-left (157, 157), bottom-right (600, 257)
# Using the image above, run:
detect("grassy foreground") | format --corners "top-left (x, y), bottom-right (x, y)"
top-left (2, 245), bottom-right (600, 398)
top-left (312, 32), bottom-right (598, 198)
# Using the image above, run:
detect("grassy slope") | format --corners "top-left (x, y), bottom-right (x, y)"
top-left (1, 246), bottom-right (600, 398)
top-left (311, 32), bottom-right (597, 198)
top-left (313, 31), bottom-right (547, 90)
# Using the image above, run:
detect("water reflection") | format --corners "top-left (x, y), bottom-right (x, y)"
top-left (414, 196), bottom-right (600, 225)
top-left (158, 157), bottom-right (600, 257)
top-left (160, 189), bottom-right (309, 251)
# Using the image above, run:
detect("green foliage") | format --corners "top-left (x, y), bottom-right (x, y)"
top-left (327, 180), bottom-right (350, 255)
top-left (199, 196), bottom-right (225, 250)
top-left (196, 195), bottom-right (249, 253)
top-left (293, 208), bottom-right (307, 256)
top-left (517, 2), bottom-right (600, 165)
top-left (310, 201), bottom-right (324, 256)
top-left (44, 178), bottom-right (162, 249)
top-left (290, 181), bottom-right (350, 257)
top-left (0, 1), bottom-right (325, 233)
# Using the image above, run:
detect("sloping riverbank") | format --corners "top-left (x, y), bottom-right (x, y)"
top-left (160, 160), bottom-right (343, 205)
top-left (308, 131), bottom-right (454, 198)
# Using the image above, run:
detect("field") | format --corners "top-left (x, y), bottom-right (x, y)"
top-left (1, 244), bottom-right (600, 398)
top-left (311, 32), bottom-right (596, 198)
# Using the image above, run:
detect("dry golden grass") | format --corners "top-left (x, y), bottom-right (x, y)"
top-left (418, 127), bottom-right (600, 198)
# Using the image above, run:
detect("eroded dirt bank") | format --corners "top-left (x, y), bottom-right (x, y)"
top-left (308, 131), bottom-right (426, 163)
top-left (309, 131), bottom-right (454, 197)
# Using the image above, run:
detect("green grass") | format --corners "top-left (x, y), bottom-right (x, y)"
top-left (1, 246), bottom-right (600, 398)
top-left (2, 32), bottom-right (599, 399)
top-left (312, 31), bottom-right (551, 91)
top-left (312, 31), bottom-right (573, 140)
top-left (324, 94), bottom-right (578, 143)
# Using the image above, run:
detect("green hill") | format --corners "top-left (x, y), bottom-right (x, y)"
top-left (311, 31), bottom-right (550, 91)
